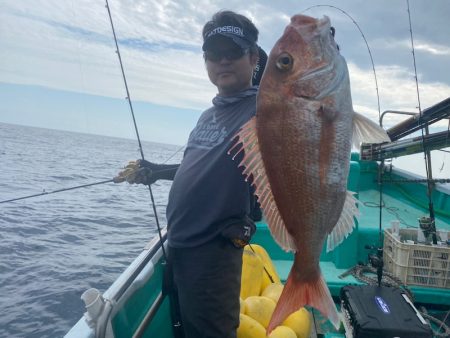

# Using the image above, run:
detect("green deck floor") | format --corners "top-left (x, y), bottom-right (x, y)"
top-left (254, 158), bottom-right (450, 307)
top-left (358, 188), bottom-right (450, 232)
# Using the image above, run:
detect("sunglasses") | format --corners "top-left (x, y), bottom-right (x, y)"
top-left (204, 48), bottom-right (249, 62)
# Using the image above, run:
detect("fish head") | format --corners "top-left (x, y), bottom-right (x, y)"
top-left (259, 14), bottom-right (351, 117)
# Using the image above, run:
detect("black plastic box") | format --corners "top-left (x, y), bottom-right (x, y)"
top-left (340, 285), bottom-right (433, 338)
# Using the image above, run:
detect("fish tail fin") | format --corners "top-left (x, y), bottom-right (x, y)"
top-left (352, 111), bottom-right (390, 150)
top-left (267, 270), bottom-right (340, 333)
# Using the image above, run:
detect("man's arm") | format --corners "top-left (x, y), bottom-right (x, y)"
top-left (141, 161), bottom-right (179, 182)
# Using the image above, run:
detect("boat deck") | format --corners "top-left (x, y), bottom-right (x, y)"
top-left (65, 157), bottom-right (450, 338)
top-left (255, 182), bottom-right (450, 302)
top-left (251, 160), bottom-right (450, 336)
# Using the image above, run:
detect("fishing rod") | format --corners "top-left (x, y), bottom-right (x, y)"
top-left (104, 4), bottom-right (189, 337)
top-left (0, 179), bottom-right (114, 204)
top-left (0, 164), bottom-right (184, 204)
top-left (105, 0), bottom-right (168, 260)
top-left (406, 0), bottom-right (438, 244)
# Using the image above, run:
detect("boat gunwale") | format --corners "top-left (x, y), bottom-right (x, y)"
top-left (65, 229), bottom-right (168, 338)
top-left (391, 167), bottom-right (450, 194)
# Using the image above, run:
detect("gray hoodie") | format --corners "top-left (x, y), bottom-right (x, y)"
top-left (167, 87), bottom-right (257, 248)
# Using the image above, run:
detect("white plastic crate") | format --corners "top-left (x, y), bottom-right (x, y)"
top-left (383, 228), bottom-right (450, 288)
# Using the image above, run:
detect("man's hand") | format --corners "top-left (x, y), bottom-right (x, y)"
top-left (114, 160), bottom-right (155, 185)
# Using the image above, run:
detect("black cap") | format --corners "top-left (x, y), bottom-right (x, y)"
top-left (202, 24), bottom-right (257, 51)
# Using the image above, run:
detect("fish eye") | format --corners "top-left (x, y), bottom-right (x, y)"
top-left (276, 53), bottom-right (293, 71)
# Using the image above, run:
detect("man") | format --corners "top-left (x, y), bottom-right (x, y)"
top-left (116, 10), bottom-right (264, 338)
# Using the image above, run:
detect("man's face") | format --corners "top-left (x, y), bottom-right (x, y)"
top-left (204, 37), bottom-right (258, 96)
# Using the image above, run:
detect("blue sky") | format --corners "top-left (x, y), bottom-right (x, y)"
top-left (0, 82), bottom-right (199, 144)
top-left (1, 0), bottom-right (449, 177)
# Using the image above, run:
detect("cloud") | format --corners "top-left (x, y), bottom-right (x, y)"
top-left (374, 38), bottom-right (450, 57)
top-left (0, 0), bottom-right (218, 110)
top-left (347, 62), bottom-right (450, 128)
top-left (1, 0), bottom-right (450, 124)
top-left (414, 41), bottom-right (450, 56)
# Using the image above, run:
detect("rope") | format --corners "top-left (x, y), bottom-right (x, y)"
top-left (339, 264), bottom-right (414, 300)
top-left (248, 244), bottom-right (275, 283)
top-left (421, 311), bottom-right (450, 338)
top-left (362, 201), bottom-right (418, 228)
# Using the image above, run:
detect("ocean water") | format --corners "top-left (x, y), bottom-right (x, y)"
top-left (0, 122), bottom-right (182, 338)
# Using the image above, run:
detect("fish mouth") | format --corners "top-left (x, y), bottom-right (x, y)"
top-left (292, 15), bottom-right (318, 26)
top-left (290, 14), bottom-right (331, 32)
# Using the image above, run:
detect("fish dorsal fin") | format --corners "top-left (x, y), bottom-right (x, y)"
top-left (326, 191), bottom-right (359, 252)
top-left (229, 117), bottom-right (297, 252)
top-left (352, 112), bottom-right (390, 150)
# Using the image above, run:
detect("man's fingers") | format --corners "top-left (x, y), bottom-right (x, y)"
top-left (113, 175), bottom-right (126, 183)
top-left (124, 161), bottom-right (140, 170)
top-left (115, 161), bottom-right (152, 184)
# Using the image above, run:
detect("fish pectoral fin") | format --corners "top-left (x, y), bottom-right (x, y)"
top-left (352, 112), bottom-right (390, 150)
top-left (319, 104), bottom-right (338, 121)
top-left (326, 191), bottom-right (359, 252)
top-left (229, 116), bottom-right (297, 253)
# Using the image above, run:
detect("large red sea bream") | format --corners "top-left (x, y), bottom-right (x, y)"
top-left (230, 14), bottom-right (389, 331)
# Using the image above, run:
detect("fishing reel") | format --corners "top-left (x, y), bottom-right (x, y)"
top-left (365, 245), bottom-right (384, 286)
top-left (418, 216), bottom-right (437, 243)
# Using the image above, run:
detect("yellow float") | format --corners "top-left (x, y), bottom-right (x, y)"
top-left (240, 249), bottom-right (264, 299)
top-left (237, 313), bottom-right (266, 338)
top-left (244, 296), bottom-right (276, 328)
top-left (244, 244), bottom-right (281, 290)
top-left (268, 325), bottom-right (297, 338)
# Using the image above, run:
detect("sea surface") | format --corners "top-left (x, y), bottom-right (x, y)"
top-left (0, 122), bottom-right (182, 338)
top-left (1, 122), bottom-right (449, 338)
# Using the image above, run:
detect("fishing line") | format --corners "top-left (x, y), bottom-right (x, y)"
top-left (440, 119), bottom-right (450, 171)
top-left (70, 0), bottom-right (91, 133)
top-left (302, 4), bottom-right (381, 120)
top-left (406, 0), bottom-right (437, 244)
top-left (302, 4), bottom-right (385, 247)
top-left (161, 144), bottom-right (186, 163)
top-left (105, 0), bottom-right (167, 260)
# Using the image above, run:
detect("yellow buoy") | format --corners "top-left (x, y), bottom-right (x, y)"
top-left (245, 244), bottom-right (281, 290)
top-left (282, 308), bottom-right (312, 338)
top-left (261, 282), bottom-right (284, 303)
top-left (240, 249), bottom-right (264, 299)
top-left (244, 296), bottom-right (276, 329)
top-left (237, 313), bottom-right (266, 338)
top-left (268, 325), bottom-right (297, 338)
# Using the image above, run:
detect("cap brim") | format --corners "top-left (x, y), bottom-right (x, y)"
top-left (202, 33), bottom-right (252, 51)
